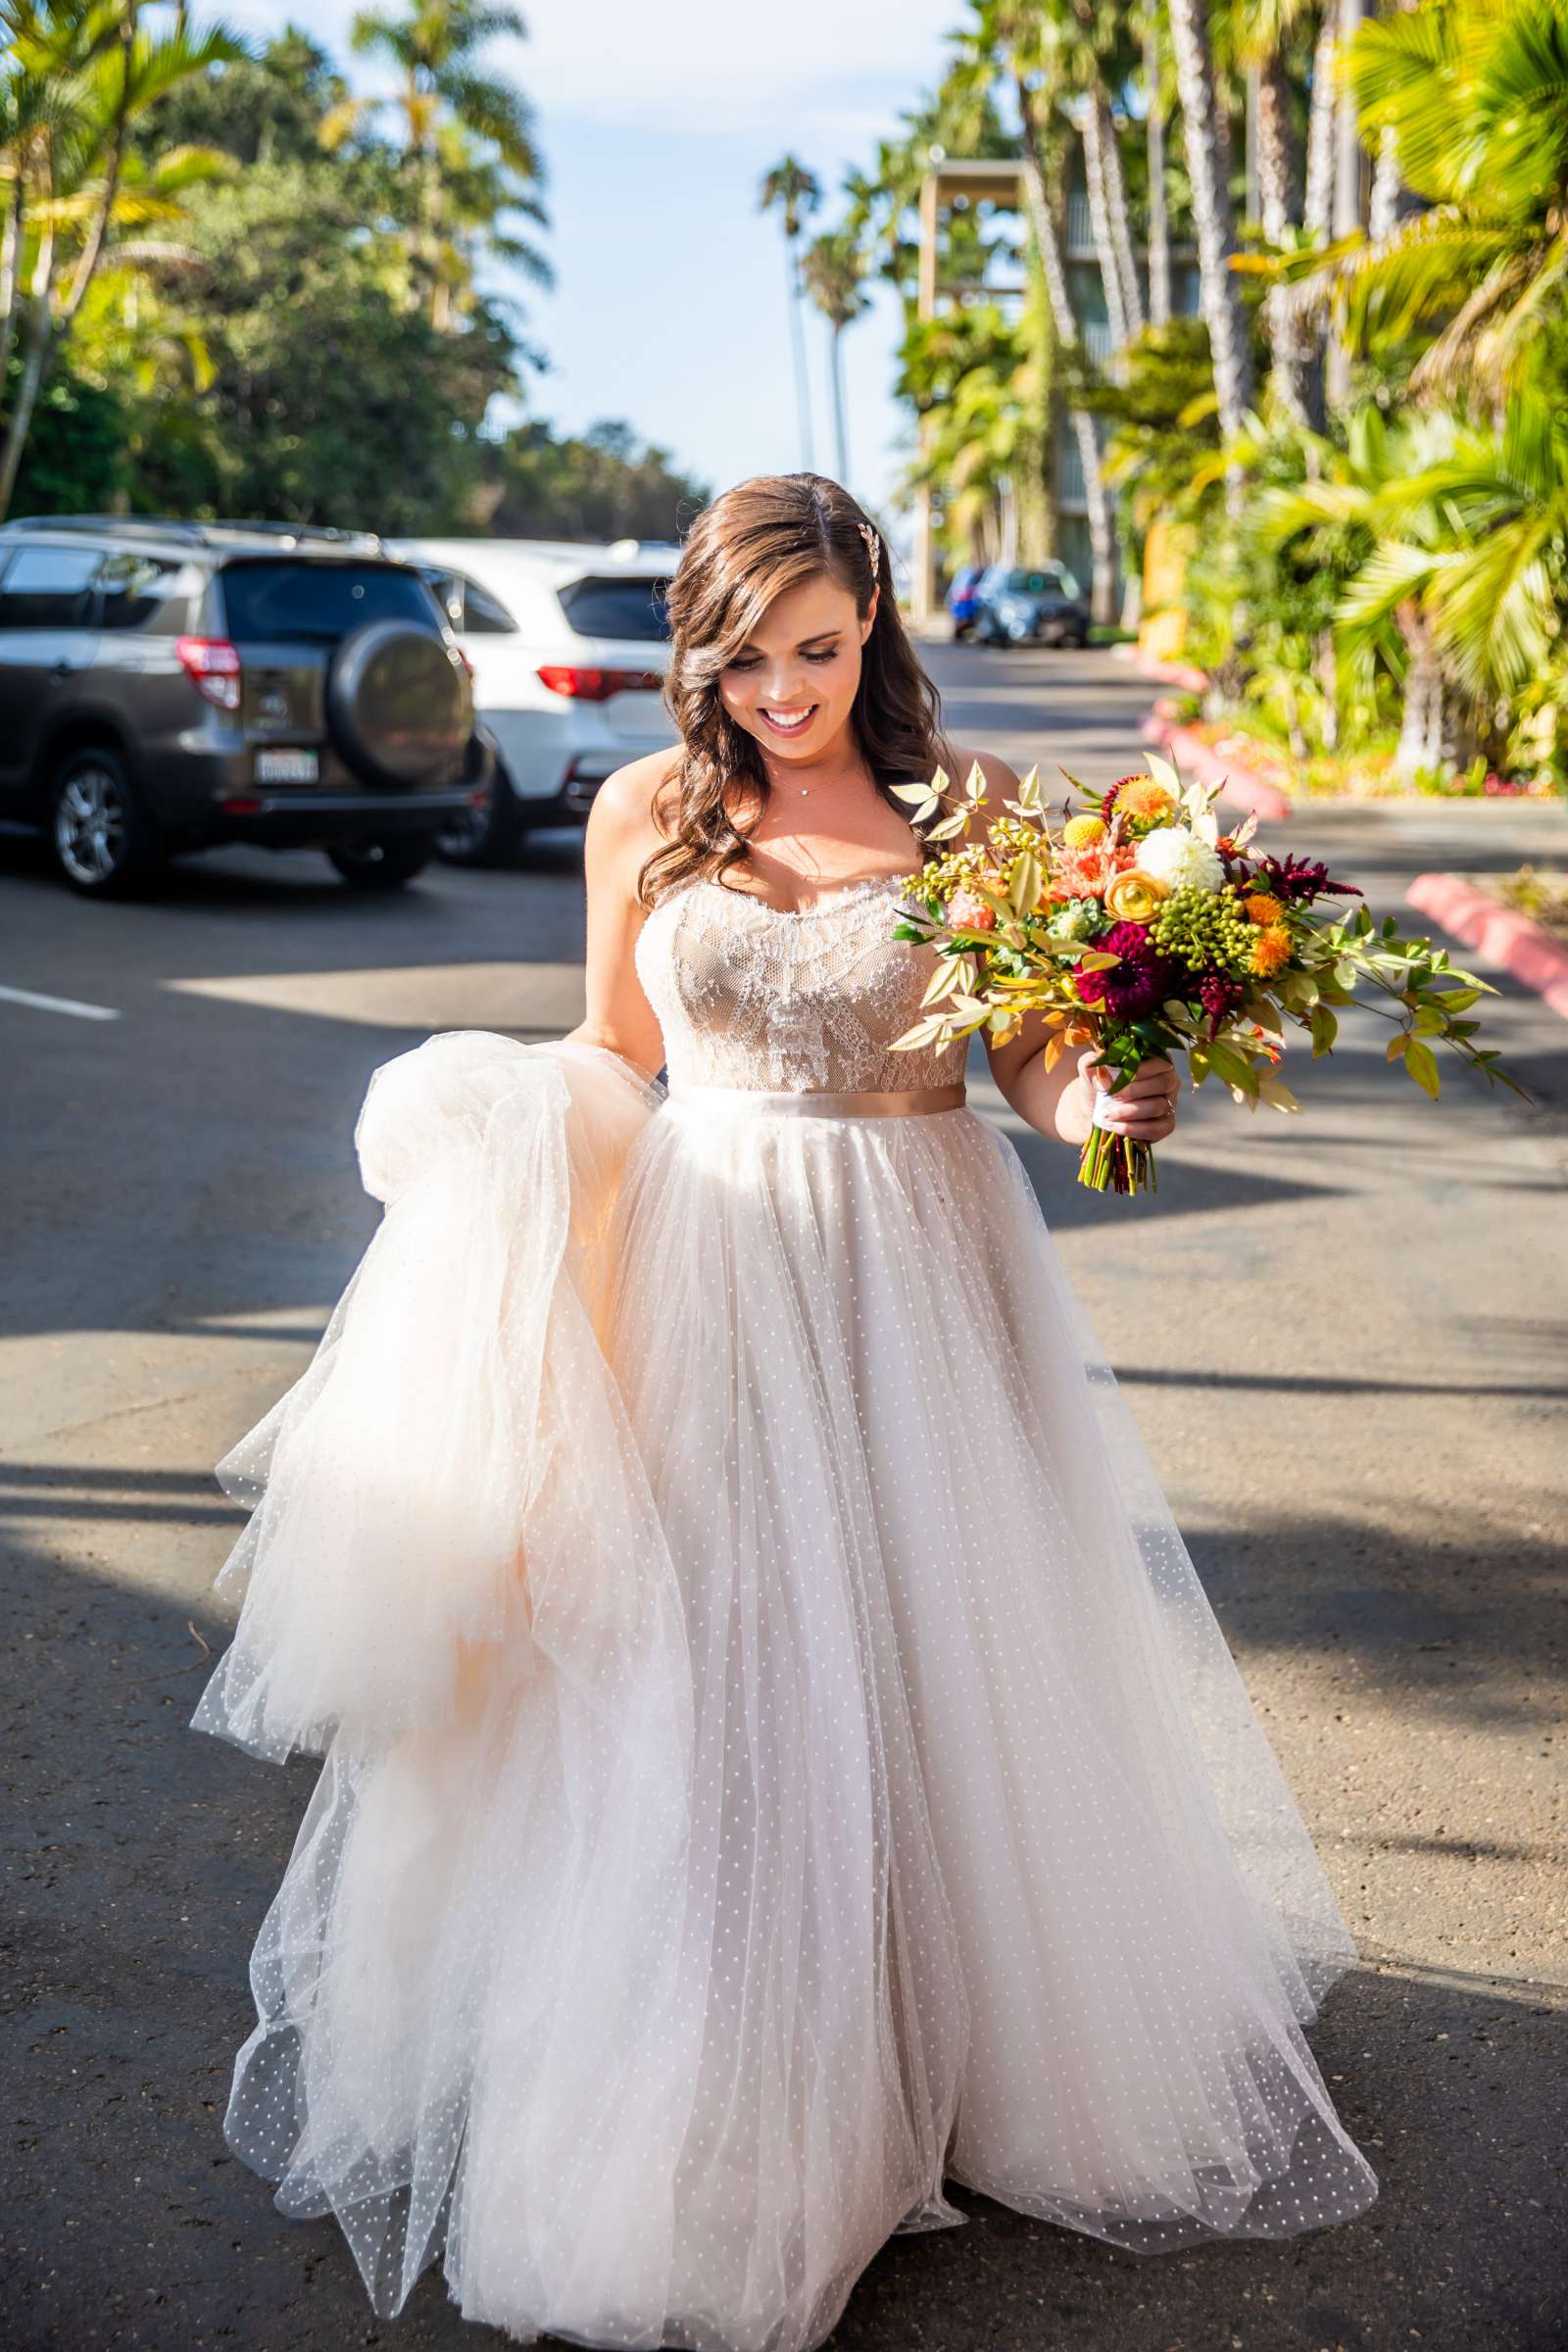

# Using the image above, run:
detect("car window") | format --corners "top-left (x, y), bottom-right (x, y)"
top-left (98, 551), bottom-right (189, 631)
top-left (0, 544), bottom-right (101, 628)
top-left (420, 569), bottom-right (465, 630)
top-left (557, 574), bottom-right (669, 643)
top-left (457, 575), bottom-right (517, 634)
top-left (219, 560), bottom-right (436, 643)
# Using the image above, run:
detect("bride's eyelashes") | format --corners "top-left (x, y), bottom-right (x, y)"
top-left (726, 646), bottom-right (841, 674)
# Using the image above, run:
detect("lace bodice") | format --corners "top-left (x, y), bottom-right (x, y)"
top-left (634, 874), bottom-right (969, 1093)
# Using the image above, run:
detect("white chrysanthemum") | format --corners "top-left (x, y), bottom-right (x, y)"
top-left (1136, 824), bottom-right (1225, 894)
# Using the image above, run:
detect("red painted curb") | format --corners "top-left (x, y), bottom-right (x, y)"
top-left (1407, 872), bottom-right (1568, 1021)
top-left (1144, 715), bottom-right (1293, 822)
top-left (1120, 646), bottom-right (1211, 695)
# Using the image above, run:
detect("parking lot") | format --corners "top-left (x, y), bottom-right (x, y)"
top-left (2, 640), bottom-right (1565, 2351)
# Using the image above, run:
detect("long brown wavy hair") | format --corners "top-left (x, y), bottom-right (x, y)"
top-left (637, 473), bottom-right (953, 907)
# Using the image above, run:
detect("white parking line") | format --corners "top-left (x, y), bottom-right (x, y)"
top-left (0, 982), bottom-right (122, 1022)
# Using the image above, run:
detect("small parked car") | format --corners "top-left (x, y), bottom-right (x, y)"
top-left (387, 536), bottom-right (678, 864)
top-left (0, 515), bottom-right (493, 896)
top-left (947, 564), bottom-right (984, 638)
top-left (972, 562), bottom-right (1090, 649)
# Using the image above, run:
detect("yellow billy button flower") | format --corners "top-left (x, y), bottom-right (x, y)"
top-left (1244, 892), bottom-right (1285, 926)
top-left (1250, 922), bottom-right (1294, 977)
top-left (1103, 867), bottom-right (1170, 923)
top-left (1062, 813), bottom-right (1107, 848)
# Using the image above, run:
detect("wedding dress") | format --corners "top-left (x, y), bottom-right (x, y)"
top-left (193, 865), bottom-right (1379, 2350)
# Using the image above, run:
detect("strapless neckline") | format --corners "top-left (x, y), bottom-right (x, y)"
top-left (681, 872), bottom-right (909, 922)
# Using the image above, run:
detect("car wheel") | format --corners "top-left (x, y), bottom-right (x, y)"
top-left (434, 766), bottom-right (524, 867)
top-left (50, 746), bottom-right (167, 896)
top-left (327, 835), bottom-right (435, 891)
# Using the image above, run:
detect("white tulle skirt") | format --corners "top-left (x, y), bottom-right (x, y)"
top-left (193, 1034), bottom-right (1378, 2351)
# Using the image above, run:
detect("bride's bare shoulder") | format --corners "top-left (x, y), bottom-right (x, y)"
top-left (588, 748), bottom-right (683, 844)
top-left (942, 741), bottom-right (1021, 800)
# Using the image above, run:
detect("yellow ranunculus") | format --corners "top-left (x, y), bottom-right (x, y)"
top-left (1103, 867), bottom-right (1170, 923)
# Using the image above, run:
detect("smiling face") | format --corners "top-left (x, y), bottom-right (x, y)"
top-left (717, 572), bottom-right (877, 765)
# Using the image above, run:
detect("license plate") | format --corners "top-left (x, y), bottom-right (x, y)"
top-left (255, 748), bottom-right (319, 784)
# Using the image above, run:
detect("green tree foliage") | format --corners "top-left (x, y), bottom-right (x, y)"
top-left (127, 153), bottom-right (514, 526)
top-left (477, 419), bottom-right (709, 543)
top-left (24, 25), bottom-right (699, 541)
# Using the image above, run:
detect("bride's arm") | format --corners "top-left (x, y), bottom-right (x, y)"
top-left (562, 755), bottom-right (675, 1081)
top-left (946, 746), bottom-right (1179, 1152)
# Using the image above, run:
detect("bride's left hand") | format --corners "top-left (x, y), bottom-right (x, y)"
top-left (1089, 1054), bottom-right (1181, 1142)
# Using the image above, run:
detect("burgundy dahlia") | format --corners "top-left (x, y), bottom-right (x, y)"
top-left (1254, 852), bottom-right (1361, 905)
top-left (1076, 920), bottom-right (1183, 1020)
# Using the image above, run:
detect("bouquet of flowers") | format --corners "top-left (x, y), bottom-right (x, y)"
top-left (889, 755), bottom-right (1525, 1197)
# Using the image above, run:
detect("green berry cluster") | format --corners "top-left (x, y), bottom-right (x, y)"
top-left (1150, 886), bottom-right (1255, 972)
top-left (987, 815), bottom-right (1048, 864)
top-left (906, 841), bottom-right (992, 897)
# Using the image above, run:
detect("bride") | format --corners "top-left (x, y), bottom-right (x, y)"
top-left (194, 472), bottom-right (1378, 2349)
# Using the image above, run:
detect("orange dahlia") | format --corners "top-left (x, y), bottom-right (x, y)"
top-left (1111, 777), bottom-right (1176, 824)
top-left (1250, 923), bottom-right (1293, 978)
top-left (1048, 841), bottom-right (1136, 901)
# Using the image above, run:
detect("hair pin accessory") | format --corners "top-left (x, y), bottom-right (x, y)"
top-left (858, 518), bottom-right (881, 573)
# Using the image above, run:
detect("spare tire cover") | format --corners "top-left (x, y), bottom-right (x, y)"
top-left (326, 619), bottom-right (469, 787)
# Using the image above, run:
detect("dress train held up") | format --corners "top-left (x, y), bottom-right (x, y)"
top-left (194, 870), bottom-right (1378, 2350)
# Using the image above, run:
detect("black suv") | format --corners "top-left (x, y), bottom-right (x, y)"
top-left (0, 516), bottom-right (494, 896)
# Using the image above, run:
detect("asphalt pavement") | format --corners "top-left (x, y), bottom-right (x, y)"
top-left (2, 642), bottom-right (1564, 2351)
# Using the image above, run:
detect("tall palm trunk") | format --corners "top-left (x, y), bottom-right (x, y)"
top-left (784, 233), bottom-right (813, 471)
top-left (1256, 45), bottom-right (1320, 426)
top-left (1144, 14), bottom-right (1171, 327)
top-left (1395, 605), bottom-right (1447, 783)
top-left (1018, 90), bottom-right (1117, 626)
top-left (1064, 0), bottom-right (1144, 347)
top-left (1326, 0), bottom-right (1366, 406)
top-left (1255, 56), bottom-right (1300, 241)
top-left (0, 165), bottom-right (25, 394)
top-left (1166, 0), bottom-right (1253, 472)
top-left (1303, 6), bottom-right (1336, 242)
top-left (827, 321), bottom-right (849, 485)
top-left (1095, 89), bottom-right (1145, 339)
top-left (1079, 94), bottom-right (1133, 351)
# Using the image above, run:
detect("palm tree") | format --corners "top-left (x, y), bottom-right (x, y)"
top-left (1166, 0), bottom-right (1255, 466)
top-left (0, 0), bottom-right (241, 516)
top-left (1256, 399), bottom-right (1568, 779)
top-left (1016, 82), bottom-right (1119, 620)
top-left (1233, 0), bottom-right (1324, 424)
top-left (800, 229), bottom-right (868, 486)
top-left (1142, 4), bottom-right (1172, 326)
top-left (759, 155), bottom-right (820, 470)
top-left (1057, 0), bottom-right (1145, 347)
top-left (1308, 0), bottom-right (1568, 402)
top-left (325, 0), bottom-right (547, 331)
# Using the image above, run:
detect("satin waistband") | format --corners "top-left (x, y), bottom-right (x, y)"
top-left (662, 1081), bottom-right (967, 1121)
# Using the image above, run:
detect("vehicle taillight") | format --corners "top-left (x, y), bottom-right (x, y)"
top-left (176, 636), bottom-right (242, 712)
top-left (537, 664), bottom-right (661, 701)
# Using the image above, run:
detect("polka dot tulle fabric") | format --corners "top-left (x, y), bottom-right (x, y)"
top-left (193, 875), bottom-right (1378, 2349)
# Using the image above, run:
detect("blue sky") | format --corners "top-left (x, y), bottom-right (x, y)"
top-left (223, 0), bottom-right (966, 523)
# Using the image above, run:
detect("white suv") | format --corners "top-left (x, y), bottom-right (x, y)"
top-left (387, 536), bottom-right (679, 861)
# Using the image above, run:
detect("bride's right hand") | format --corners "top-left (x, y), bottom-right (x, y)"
top-left (1062, 1049), bottom-right (1181, 1149)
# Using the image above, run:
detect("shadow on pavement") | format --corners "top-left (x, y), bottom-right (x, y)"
top-left (2, 1526), bottom-right (1562, 2352)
